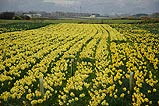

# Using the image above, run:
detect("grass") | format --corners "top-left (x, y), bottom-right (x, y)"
top-left (0, 22), bottom-right (52, 34)
top-left (44, 19), bottom-right (143, 24)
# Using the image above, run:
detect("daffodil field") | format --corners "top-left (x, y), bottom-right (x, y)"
top-left (0, 23), bottom-right (159, 106)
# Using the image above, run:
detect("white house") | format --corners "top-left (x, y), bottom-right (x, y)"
top-left (24, 13), bottom-right (42, 18)
top-left (90, 15), bottom-right (96, 18)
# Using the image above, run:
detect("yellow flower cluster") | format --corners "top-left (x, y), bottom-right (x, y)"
top-left (0, 23), bottom-right (159, 105)
top-left (0, 24), bottom-right (92, 103)
top-left (102, 24), bottom-right (126, 41)
top-left (109, 23), bottom-right (159, 105)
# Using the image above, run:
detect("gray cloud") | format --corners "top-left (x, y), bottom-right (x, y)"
top-left (0, 0), bottom-right (159, 14)
top-left (0, 0), bottom-right (55, 12)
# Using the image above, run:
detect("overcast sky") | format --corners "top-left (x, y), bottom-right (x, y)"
top-left (0, 0), bottom-right (159, 15)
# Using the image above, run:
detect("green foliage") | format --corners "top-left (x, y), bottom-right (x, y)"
top-left (0, 22), bottom-right (51, 34)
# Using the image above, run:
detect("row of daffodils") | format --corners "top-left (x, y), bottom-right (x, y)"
top-left (0, 23), bottom-right (159, 105)
top-left (110, 23), bottom-right (159, 105)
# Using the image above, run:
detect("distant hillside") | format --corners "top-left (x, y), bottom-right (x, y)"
top-left (132, 13), bottom-right (149, 18)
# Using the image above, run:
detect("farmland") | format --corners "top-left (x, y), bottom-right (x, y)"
top-left (0, 22), bottom-right (51, 34)
top-left (0, 22), bottom-right (159, 106)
